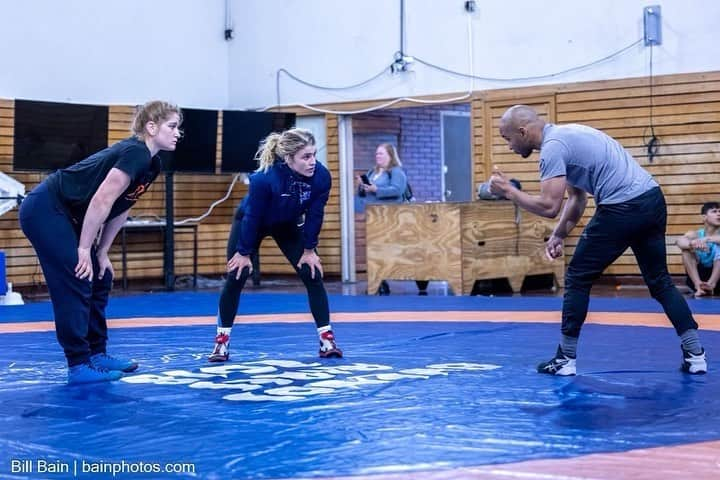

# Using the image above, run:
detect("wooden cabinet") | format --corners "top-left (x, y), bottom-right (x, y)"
top-left (365, 201), bottom-right (564, 295)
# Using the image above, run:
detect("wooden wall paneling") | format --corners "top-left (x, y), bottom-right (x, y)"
top-left (483, 96), bottom-right (556, 195)
top-left (554, 76), bottom-right (720, 275)
top-left (319, 114), bottom-right (341, 275)
top-left (471, 95), bottom-right (486, 193)
top-left (3, 70), bottom-right (720, 287)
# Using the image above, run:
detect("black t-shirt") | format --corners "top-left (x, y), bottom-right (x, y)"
top-left (46, 137), bottom-right (161, 224)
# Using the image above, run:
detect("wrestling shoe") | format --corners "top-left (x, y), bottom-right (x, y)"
top-left (67, 363), bottom-right (123, 385)
top-left (90, 352), bottom-right (139, 373)
top-left (537, 345), bottom-right (576, 376)
top-left (318, 330), bottom-right (343, 358)
top-left (681, 347), bottom-right (707, 374)
top-left (208, 334), bottom-right (230, 362)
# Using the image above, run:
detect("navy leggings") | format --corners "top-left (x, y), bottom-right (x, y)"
top-left (217, 208), bottom-right (330, 329)
top-left (19, 183), bottom-right (112, 367)
top-left (562, 187), bottom-right (698, 338)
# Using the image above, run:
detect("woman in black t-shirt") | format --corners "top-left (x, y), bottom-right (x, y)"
top-left (19, 100), bottom-right (182, 385)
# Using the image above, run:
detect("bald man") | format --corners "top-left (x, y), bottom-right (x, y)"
top-left (490, 105), bottom-right (707, 375)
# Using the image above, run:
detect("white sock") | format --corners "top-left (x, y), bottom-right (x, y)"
top-left (217, 327), bottom-right (232, 336)
top-left (317, 325), bottom-right (332, 336)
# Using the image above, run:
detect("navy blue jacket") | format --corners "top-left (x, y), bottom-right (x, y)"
top-left (236, 161), bottom-right (331, 255)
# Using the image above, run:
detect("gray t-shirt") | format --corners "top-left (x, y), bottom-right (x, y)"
top-left (539, 123), bottom-right (658, 204)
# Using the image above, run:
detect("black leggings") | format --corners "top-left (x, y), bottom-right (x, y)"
top-left (217, 213), bottom-right (330, 329)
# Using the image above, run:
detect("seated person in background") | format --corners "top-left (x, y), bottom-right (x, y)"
top-left (677, 201), bottom-right (720, 297)
top-left (357, 143), bottom-right (408, 205)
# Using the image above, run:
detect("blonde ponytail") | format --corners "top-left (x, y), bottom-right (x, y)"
top-left (255, 128), bottom-right (316, 173)
top-left (255, 133), bottom-right (282, 173)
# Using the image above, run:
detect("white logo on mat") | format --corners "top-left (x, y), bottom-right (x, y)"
top-left (122, 360), bottom-right (500, 402)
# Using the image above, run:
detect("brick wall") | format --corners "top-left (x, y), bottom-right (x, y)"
top-left (354, 133), bottom-right (398, 173)
top-left (352, 103), bottom-right (470, 201)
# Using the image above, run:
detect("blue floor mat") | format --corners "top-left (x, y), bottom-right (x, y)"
top-left (0, 321), bottom-right (718, 479)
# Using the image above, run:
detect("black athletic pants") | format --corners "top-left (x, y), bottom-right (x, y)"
top-left (562, 187), bottom-right (698, 338)
top-left (19, 182), bottom-right (112, 367)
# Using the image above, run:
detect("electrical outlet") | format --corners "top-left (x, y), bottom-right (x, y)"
top-left (644, 5), bottom-right (662, 46)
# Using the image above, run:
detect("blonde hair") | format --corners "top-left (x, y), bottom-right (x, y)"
top-left (255, 127), bottom-right (316, 173)
top-left (376, 143), bottom-right (402, 172)
top-left (131, 100), bottom-right (183, 139)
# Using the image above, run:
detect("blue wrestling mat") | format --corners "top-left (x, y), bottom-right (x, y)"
top-left (0, 318), bottom-right (719, 479)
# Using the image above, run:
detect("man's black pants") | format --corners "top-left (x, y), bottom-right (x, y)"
top-left (562, 187), bottom-right (698, 338)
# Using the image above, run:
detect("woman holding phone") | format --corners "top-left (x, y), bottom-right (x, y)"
top-left (356, 143), bottom-right (420, 295)
top-left (356, 143), bottom-right (408, 205)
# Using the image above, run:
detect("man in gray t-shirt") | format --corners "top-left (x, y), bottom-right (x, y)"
top-left (539, 123), bottom-right (658, 205)
top-left (489, 105), bottom-right (706, 376)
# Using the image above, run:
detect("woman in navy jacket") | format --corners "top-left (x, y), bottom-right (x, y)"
top-left (209, 128), bottom-right (342, 361)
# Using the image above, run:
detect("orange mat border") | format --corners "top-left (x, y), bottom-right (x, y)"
top-left (291, 439), bottom-right (720, 480)
top-left (1, 311), bottom-right (719, 333)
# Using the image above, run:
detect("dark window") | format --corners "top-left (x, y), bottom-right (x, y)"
top-left (13, 100), bottom-right (108, 171)
top-left (165, 108), bottom-right (218, 173)
top-left (221, 111), bottom-right (296, 173)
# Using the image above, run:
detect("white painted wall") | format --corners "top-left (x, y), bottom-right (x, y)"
top-left (0, 0), bottom-right (229, 108)
top-left (229, 0), bottom-right (720, 110)
top-left (1, 1), bottom-right (717, 110)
